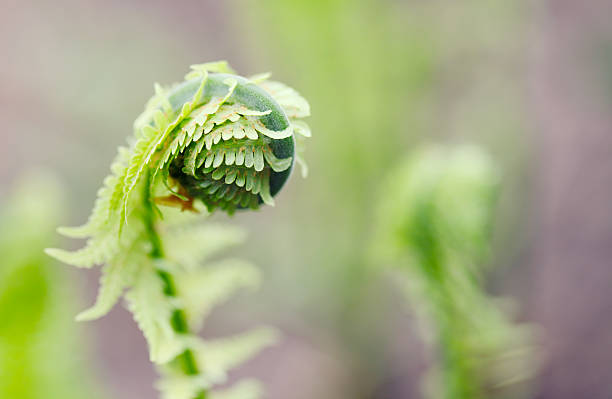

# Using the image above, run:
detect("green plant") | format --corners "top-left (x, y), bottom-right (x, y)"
top-left (373, 145), bottom-right (537, 399)
top-left (0, 173), bottom-right (103, 399)
top-left (47, 61), bottom-right (311, 399)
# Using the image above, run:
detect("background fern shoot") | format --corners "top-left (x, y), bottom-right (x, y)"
top-left (373, 146), bottom-right (537, 399)
top-left (46, 61), bottom-right (311, 399)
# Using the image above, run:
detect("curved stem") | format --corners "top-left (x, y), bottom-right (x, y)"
top-left (142, 173), bottom-right (207, 399)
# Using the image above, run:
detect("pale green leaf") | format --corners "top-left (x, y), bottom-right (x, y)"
top-left (246, 116), bottom-right (293, 140)
top-left (125, 268), bottom-right (184, 364)
top-left (263, 149), bottom-right (292, 173)
top-left (291, 119), bottom-right (311, 137)
top-left (248, 72), bottom-right (271, 84)
top-left (76, 248), bottom-right (145, 321)
top-left (176, 259), bottom-right (261, 329)
top-left (295, 135), bottom-right (309, 178)
top-left (164, 224), bottom-right (247, 271)
top-left (45, 234), bottom-right (117, 269)
top-left (257, 80), bottom-right (310, 118)
top-left (195, 327), bottom-right (278, 385)
top-left (296, 155), bottom-right (309, 178)
top-left (186, 61), bottom-right (236, 80)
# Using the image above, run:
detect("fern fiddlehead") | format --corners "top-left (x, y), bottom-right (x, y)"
top-left (133, 61), bottom-right (310, 215)
top-left (47, 61), bottom-right (310, 399)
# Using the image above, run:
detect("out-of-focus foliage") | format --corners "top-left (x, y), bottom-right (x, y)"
top-left (373, 146), bottom-right (538, 399)
top-left (0, 174), bottom-right (103, 399)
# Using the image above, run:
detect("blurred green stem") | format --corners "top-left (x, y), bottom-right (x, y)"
top-left (142, 172), bottom-right (207, 399)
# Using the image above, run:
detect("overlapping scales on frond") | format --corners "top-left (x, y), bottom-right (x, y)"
top-left (155, 79), bottom-right (238, 179)
top-left (186, 167), bottom-right (273, 209)
top-left (190, 108), bottom-right (279, 151)
top-left (249, 117), bottom-right (293, 140)
top-left (185, 139), bottom-right (272, 176)
top-left (208, 167), bottom-right (273, 203)
top-left (175, 98), bottom-right (297, 209)
top-left (181, 113), bottom-right (291, 174)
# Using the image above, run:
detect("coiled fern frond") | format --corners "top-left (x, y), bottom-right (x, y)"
top-left (47, 61), bottom-right (311, 399)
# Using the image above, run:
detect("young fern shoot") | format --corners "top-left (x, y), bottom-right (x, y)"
top-left (46, 61), bottom-right (311, 399)
top-left (373, 146), bottom-right (537, 399)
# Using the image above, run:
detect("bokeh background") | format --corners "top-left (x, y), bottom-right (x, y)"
top-left (2, 0), bottom-right (612, 398)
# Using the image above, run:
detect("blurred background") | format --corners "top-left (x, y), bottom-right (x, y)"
top-left (1, 0), bottom-right (612, 398)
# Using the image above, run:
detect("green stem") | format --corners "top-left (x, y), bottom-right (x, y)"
top-left (142, 173), bottom-right (207, 399)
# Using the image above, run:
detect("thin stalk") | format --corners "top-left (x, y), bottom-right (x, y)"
top-left (142, 173), bottom-right (207, 399)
